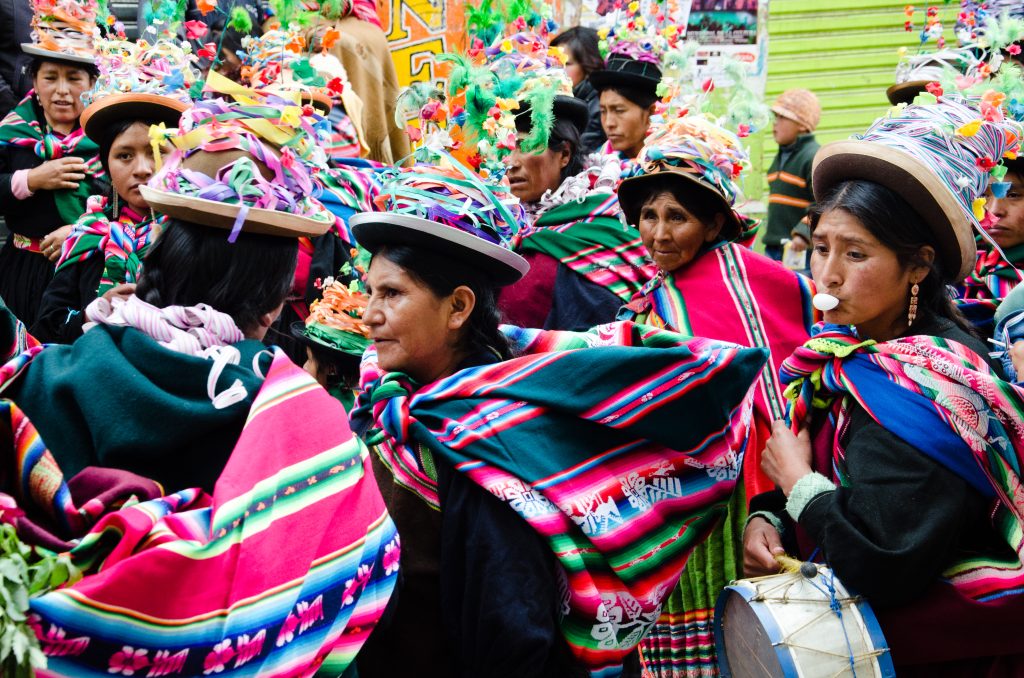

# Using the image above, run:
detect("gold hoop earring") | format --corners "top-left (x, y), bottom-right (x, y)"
top-left (907, 282), bottom-right (920, 327)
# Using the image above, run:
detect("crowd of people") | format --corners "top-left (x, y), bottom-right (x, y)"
top-left (1, 0), bottom-right (1024, 677)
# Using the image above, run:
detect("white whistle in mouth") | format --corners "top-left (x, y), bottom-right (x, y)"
top-left (812, 293), bottom-right (839, 312)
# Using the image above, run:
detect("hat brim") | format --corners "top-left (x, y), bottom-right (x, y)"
top-left (886, 80), bottom-right (931, 106)
top-left (516, 95), bottom-right (590, 136)
top-left (139, 185), bottom-right (334, 238)
top-left (617, 168), bottom-right (742, 240)
top-left (81, 93), bottom-right (190, 143)
top-left (349, 212), bottom-right (529, 286)
top-left (812, 140), bottom-right (975, 281)
top-left (588, 69), bottom-right (660, 97)
top-left (21, 43), bottom-right (95, 65)
top-left (289, 320), bottom-right (367, 357)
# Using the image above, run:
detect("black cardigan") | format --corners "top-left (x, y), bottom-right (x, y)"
top-left (0, 141), bottom-right (65, 238)
top-left (749, 317), bottom-right (1010, 607)
top-left (31, 255), bottom-right (103, 343)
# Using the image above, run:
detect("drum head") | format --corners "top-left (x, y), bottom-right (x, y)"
top-left (718, 589), bottom-right (785, 677)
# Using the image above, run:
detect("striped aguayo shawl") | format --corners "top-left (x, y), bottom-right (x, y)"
top-left (781, 323), bottom-right (1024, 603)
top-left (515, 193), bottom-right (654, 304)
top-left (0, 348), bottom-right (398, 677)
top-left (957, 244), bottom-right (1024, 332)
top-left (55, 196), bottom-right (157, 296)
top-left (1, 297), bottom-right (38, 363)
top-left (351, 321), bottom-right (767, 676)
top-left (620, 242), bottom-right (814, 677)
top-left (0, 93), bottom-right (104, 226)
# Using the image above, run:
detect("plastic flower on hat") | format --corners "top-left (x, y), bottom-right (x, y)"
top-left (595, 0), bottom-right (682, 64)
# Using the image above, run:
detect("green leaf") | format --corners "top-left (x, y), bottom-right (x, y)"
top-left (0, 627), bottom-right (14, 658)
top-left (28, 645), bottom-right (47, 669)
top-left (11, 632), bottom-right (27, 664)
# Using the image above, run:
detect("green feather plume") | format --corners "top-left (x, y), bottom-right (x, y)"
top-left (466, 0), bottom-right (502, 45)
top-left (519, 85), bottom-right (555, 153)
top-left (228, 6), bottom-right (253, 33)
top-left (319, 0), bottom-right (346, 20)
top-left (981, 13), bottom-right (1024, 52)
top-left (270, 0), bottom-right (303, 27)
top-left (438, 53), bottom-right (499, 146)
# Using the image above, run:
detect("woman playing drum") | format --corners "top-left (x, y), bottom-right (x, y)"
top-left (743, 96), bottom-right (1024, 674)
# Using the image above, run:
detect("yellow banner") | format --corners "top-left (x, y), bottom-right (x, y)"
top-left (375, 0), bottom-right (560, 88)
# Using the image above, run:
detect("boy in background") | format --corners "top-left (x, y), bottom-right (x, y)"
top-left (762, 89), bottom-right (821, 264)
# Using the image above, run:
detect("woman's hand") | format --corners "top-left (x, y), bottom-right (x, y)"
top-left (40, 224), bottom-right (73, 262)
top-left (27, 156), bottom-right (88, 192)
top-left (101, 283), bottom-right (136, 303)
top-left (760, 420), bottom-right (813, 496)
top-left (742, 516), bottom-right (785, 577)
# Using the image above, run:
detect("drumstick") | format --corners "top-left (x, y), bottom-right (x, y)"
top-left (773, 553), bottom-right (804, 573)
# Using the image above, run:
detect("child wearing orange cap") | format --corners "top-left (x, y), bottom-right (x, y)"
top-left (763, 88), bottom-right (821, 264)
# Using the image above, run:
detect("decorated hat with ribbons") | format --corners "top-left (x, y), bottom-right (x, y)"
top-left (617, 42), bottom-right (768, 242)
top-left (350, 162), bottom-right (530, 285)
top-left (588, 1), bottom-right (681, 97)
top-left (239, 29), bottom-right (332, 113)
top-left (140, 71), bottom-right (336, 240)
top-left (292, 274), bottom-right (372, 357)
top-left (80, 38), bottom-right (200, 143)
top-left (617, 115), bottom-right (749, 239)
top-left (814, 94), bottom-right (1024, 281)
top-left (21, 0), bottom-right (101, 65)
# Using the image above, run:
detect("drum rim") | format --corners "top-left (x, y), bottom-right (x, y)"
top-left (715, 580), bottom-right (798, 677)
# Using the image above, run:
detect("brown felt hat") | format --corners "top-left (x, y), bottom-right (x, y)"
top-left (617, 165), bottom-right (742, 241)
top-left (80, 93), bottom-right (190, 143)
top-left (885, 80), bottom-right (932, 106)
top-left (812, 140), bottom-right (976, 281)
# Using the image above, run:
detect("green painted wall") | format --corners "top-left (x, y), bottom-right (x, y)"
top-left (742, 0), bottom-right (958, 235)
top-left (763, 0), bottom-right (960, 153)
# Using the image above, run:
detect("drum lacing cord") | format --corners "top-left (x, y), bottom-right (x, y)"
top-left (806, 568), bottom-right (859, 676)
top-left (759, 568), bottom-right (887, 676)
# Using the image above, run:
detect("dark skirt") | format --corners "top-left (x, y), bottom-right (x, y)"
top-left (0, 239), bottom-right (55, 326)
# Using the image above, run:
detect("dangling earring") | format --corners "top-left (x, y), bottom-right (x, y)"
top-left (907, 282), bottom-right (919, 327)
top-left (112, 192), bottom-right (119, 219)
